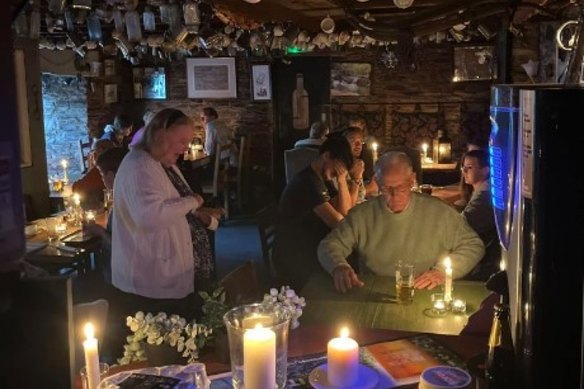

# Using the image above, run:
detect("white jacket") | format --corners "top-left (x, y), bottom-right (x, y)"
top-left (112, 149), bottom-right (200, 299)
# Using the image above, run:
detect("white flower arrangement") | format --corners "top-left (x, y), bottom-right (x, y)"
top-left (119, 311), bottom-right (213, 365)
top-left (261, 286), bottom-right (307, 329)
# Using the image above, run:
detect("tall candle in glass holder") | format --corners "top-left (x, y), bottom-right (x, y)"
top-left (83, 323), bottom-right (101, 389)
top-left (421, 143), bottom-right (428, 161)
top-left (443, 256), bottom-right (453, 303)
top-left (327, 327), bottom-right (359, 387)
top-left (61, 159), bottom-right (69, 183)
top-left (244, 324), bottom-right (276, 389)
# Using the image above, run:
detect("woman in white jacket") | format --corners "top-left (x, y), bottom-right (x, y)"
top-left (111, 108), bottom-right (210, 317)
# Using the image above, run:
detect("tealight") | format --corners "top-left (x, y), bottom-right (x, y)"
top-left (451, 299), bottom-right (467, 314)
top-left (432, 299), bottom-right (447, 315)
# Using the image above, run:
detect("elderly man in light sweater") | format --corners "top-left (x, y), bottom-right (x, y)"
top-left (318, 151), bottom-right (484, 293)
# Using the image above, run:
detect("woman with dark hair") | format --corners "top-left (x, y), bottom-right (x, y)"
top-left (101, 113), bottom-right (134, 148)
top-left (273, 134), bottom-right (354, 289)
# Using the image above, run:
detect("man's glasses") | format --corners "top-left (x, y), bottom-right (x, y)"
top-left (379, 184), bottom-right (411, 196)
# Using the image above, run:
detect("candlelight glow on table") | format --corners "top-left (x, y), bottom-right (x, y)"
top-left (443, 256), bottom-right (453, 303)
top-left (61, 159), bottom-right (69, 183)
top-left (244, 324), bottom-right (276, 389)
top-left (83, 322), bottom-right (101, 389)
top-left (327, 327), bottom-right (359, 387)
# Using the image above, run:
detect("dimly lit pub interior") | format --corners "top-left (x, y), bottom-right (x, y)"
top-left (2, 0), bottom-right (584, 388)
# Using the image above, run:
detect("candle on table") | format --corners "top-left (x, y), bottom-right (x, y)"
top-left (73, 193), bottom-right (81, 207)
top-left (85, 211), bottom-right (96, 224)
top-left (451, 299), bottom-right (467, 314)
top-left (83, 323), bottom-right (101, 389)
top-left (443, 256), bottom-right (453, 303)
top-left (432, 299), bottom-right (447, 314)
top-left (61, 159), bottom-right (69, 183)
top-left (327, 327), bottom-right (359, 387)
top-left (421, 143), bottom-right (428, 161)
top-left (371, 142), bottom-right (379, 164)
top-left (244, 324), bottom-right (276, 389)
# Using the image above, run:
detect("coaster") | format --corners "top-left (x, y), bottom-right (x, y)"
top-left (309, 363), bottom-right (379, 389)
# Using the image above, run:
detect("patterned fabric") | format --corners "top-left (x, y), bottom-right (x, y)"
top-left (164, 166), bottom-right (213, 280)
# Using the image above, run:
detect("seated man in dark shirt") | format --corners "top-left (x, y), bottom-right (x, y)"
top-left (273, 134), bottom-right (354, 289)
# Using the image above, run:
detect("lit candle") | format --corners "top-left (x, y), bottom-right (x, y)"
top-left (432, 299), bottom-right (447, 314)
top-left (421, 143), bottom-right (428, 160)
top-left (61, 159), bottom-right (69, 183)
top-left (244, 324), bottom-right (276, 389)
top-left (85, 211), bottom-right (96, 224)
top-left (371, 142), bottom-right (379, 164)
top-left (83, 323), bottom-right (101, 389)
top-left (443, 256), bottom-right (453, 303)
top-left (451, 299), bottom-right (467, 314)
top-left (327, 327), bottom-right (359, 387)
top-left (190, 144), bottom-right (197, 160)
top-left (73, 193), bottom-right (81, 207)
top-left (55, 222), bottom-right (67, 235)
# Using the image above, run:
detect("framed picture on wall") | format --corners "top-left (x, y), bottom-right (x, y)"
top-left (251, 64), bottom-right (272, 101)
top-left (104, 84), bottom-right (118, 104)
top-left (104, 59), bottom-right (116, 76)
top-left (133, 67), bottom-right (167, 99)
top-left (186, 57), bottom-right (237, 99)
top-left (452, 45), bottom-right (497, 82)
top-left (330, 62), bottom-right (372, 97)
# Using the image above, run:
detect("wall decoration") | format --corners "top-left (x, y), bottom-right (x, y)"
top-left (133, 67), bottom-right (167, 99)
top-left (292, 73), bottom-right (309, 129)
top-left (14, 49), bottom-right (32, 167)
top-left (104, 59), bottom-right (116, 76)
top-left (452, 45), bottom-right (497, 82)
top-left (331, 62), bottom-right (372, 97)
top-left (104, 84), bottom-right (118, 104)
top-left (251, 64), bottom-right (272, 101)
top-left (186, 57), bottom-right (237, 99)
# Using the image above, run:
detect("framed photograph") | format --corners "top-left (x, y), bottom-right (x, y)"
top-left (14, 49), bottom-right (32, 167)
top-left (104, 84), bottom-right (118, 104)
top-left (104, 59), bottom-right (115, 76)
top-left (251, 64), bottom-right (272, 101)
top-left (132, 67), bottom-right (167, 99)
top-left (186, 57), bottom-right (237, 99)
top-left (452, 45), bottom-right (497, 82)
top-left (331, 62), bottom-right (372, 97)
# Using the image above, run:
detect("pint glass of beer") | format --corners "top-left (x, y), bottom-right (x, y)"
top-left (395, 262), bottom-right (415, 304)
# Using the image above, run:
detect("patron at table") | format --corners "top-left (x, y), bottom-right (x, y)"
top-left (318, 151), bottom-right (484, 293)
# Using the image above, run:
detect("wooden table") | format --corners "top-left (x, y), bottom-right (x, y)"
top-left (431, 184), bottom-right (461, 205)
top-left (301, 273), bottom-right (489, 335)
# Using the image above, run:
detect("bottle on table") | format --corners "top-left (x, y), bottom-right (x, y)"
top-left (485, 303), bottom-right (515, 389)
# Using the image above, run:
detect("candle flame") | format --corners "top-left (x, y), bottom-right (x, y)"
top-left (443, 256), bottom-right (452, 269)
top-left (340, 327), bottom-right (349, 338)
top-left (371, 142), bottom-right (378, 152)
top-left (61, 159), bottom-right (68, 168)
top-left (254, 323), bottom-right (263, 329)
top-left (422, 143), bottom-right (428, 152)
top-left (84, 322), bottom-right (95, 340)
top-left (499, 259), bottom-right (506, 271)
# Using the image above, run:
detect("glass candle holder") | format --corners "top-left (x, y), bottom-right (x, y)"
top-left (432, 299), bottom-right (447, 315)
top-left (451, 299), bottom-right (467, 314)
top-left (80, 362), bottom-right (109, 389)
top-left (223, 303), bottom-right (291, 389)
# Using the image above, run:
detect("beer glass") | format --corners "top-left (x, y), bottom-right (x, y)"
top-left (395, 262), bottom-right (415, 304)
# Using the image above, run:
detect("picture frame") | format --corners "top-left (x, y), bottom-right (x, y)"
top-left (452, 45), bottom-right (498, 82)
top-left (14, 49), bottom-right (32, 167)
top-left (250, 64), bottom-right (272, 101)
top-left (104, 59), bottom-right (116, 76)
top-left (132, 67), bottom-right (167, 99)
top-left (186, 57), bottom-right (237, 99)
top-left (330, 62), bottom-right (372, 97)
top-left (104, 84), bottom-right (118, 104)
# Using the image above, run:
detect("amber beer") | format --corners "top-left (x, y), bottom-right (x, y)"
top-left (396, 282), bottom-right (414, 304)
top-left (395, 263), bottom-right (415, 304)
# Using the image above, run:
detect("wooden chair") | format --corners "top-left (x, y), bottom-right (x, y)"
top-left (201, 143), bottom-right (231, 216)
top-left (284, 147), bottom-right (320, 184)
top-left (256, 203), bottom-right (277, 279)
top-left (72, 299), bottom-right (109, 374)
top-left (218, 261), bottom-right (261, 305)
top-left (79, 138), bottom-right (93, 173)
top-left (225, 135), bottom-right (249, 211)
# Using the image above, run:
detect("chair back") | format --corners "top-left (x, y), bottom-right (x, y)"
top-left (79, 138), bottom-right (92, 173)
top-left (385, 145), bottom-right (423, 185)
top-left (235, 136), bottom-right (248, 209)
top-left (72, 299), bottom-right (109, 374)
top-left (284, 147), bottom-right (320, 184)
top-left (218, 261), bottom-right (261, 305)
top-left (256, 203), bottom-right (277, 278)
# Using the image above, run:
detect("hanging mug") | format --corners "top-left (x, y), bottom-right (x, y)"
top-left (320, 15), bottom-right (335, 34)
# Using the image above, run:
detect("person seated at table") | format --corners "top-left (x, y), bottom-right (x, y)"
top-left (349, 117), bottom-right (376, 179)
top-left (273, 134), bottom-right (354, 290)
top-left (82, 147), bottom-right (128, 284)
top-left (318, 151), bottom-right (484, 293)
top-left (200, 107), bottom-right (237, 163)
top-left (294, 121), bottom-right (329, 149)
top-left (101, 113), bottom-right (134, 148)
top-left (71, 139), bottom-right (115, 209)
top-left (459, 149), bottom-right (500, 281)
top-left (455, 135), bottom-right (489, 208)
top-left (342, 127), bottom-right (378, 205)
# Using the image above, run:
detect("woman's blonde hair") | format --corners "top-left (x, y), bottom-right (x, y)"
top-left (134, 108), bottom-right (193, 153)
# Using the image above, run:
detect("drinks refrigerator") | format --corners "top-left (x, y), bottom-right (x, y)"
top-left (490, 85), bottom-right (584, 388)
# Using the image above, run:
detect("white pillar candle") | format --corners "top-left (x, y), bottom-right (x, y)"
top-left (83, 323), bottom-right (101, 389)
top-left (244, 324), bottom-right (276, 389)
top-left (371, 142), bottom-right (379, 164)
top-left (421, 143), bottom-right (428, 160)
top-left (327, 327), bottom-right (359, 387)
top-left (443, 256), bottom-right (453, 303)
top-left (61, 159), bottom-right (68, 183)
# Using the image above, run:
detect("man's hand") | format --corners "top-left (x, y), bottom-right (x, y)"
top-left (332, 266), bottom-right (364, 293)
top-left (414, 269), bottom-right (444, 290)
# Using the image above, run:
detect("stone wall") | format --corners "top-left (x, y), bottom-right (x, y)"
top-left (41, 73), bottom-right (88, 183)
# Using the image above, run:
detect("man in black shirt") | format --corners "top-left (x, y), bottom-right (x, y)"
top-left (273, 135), bottom-right (354, 289)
